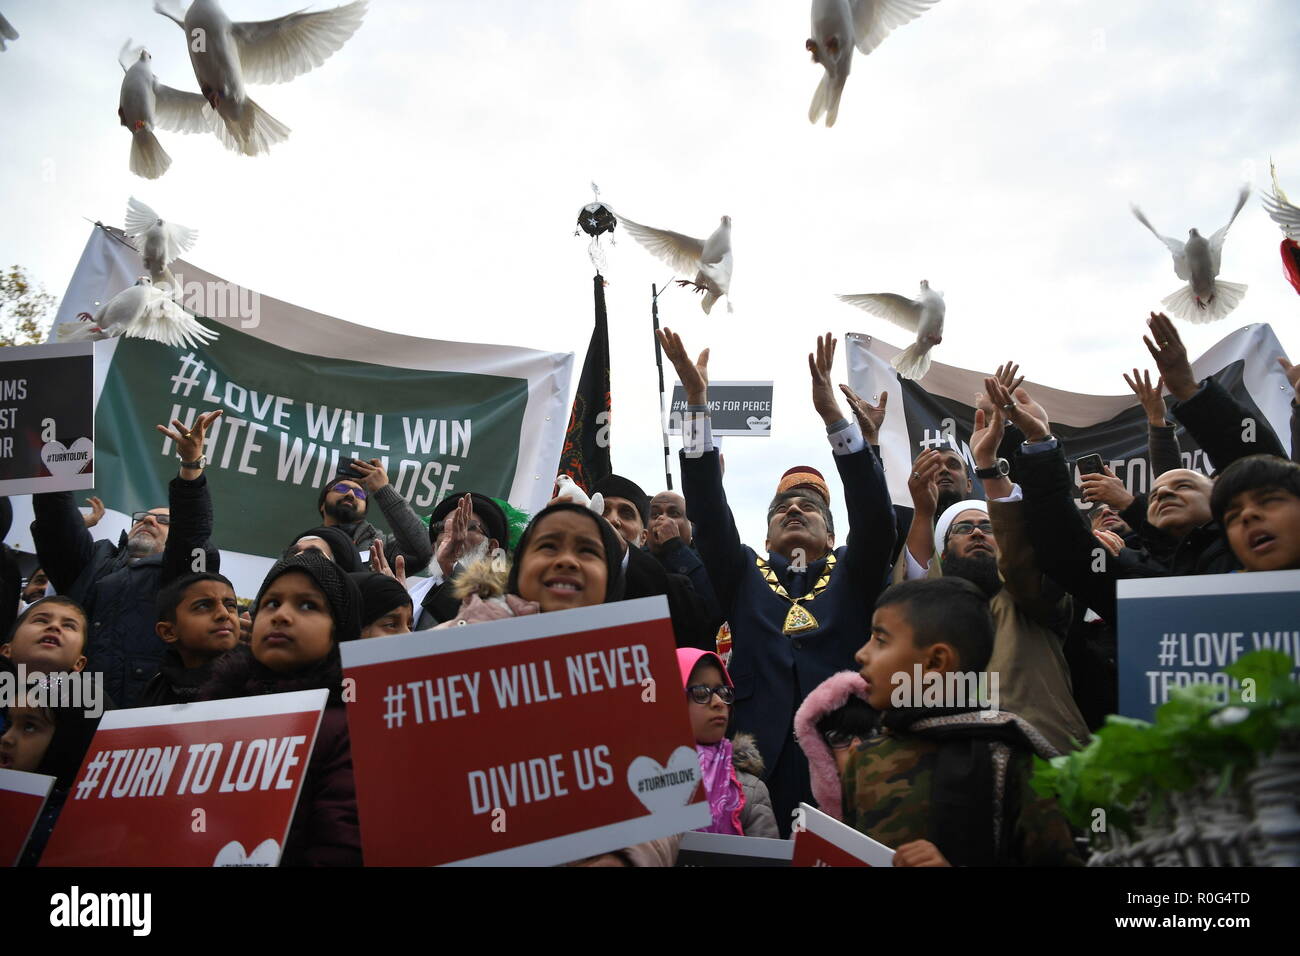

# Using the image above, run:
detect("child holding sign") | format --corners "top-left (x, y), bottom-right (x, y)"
top-left (677, 648), bottom-right (778, 838)
top-left (138, 573), bottom-right (241, 707)
top-left (0, 674), bottom-right (102, 864)
top-left (845, 578), bottom-right (1081, 866)
top-left (201, 551), bottom-right (363, 866)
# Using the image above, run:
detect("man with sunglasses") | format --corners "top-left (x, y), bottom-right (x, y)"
top-left (314, 460), bottom-right (433, 576)
top-left (32, 411), bottom-right (223, 708)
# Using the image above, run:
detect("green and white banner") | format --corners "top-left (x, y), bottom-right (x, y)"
top-left (24, 226), bottom-right (573, 596)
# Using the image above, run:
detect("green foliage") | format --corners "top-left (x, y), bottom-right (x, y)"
top-left (0, 265), bottom-right (58, 347)
top-left (1031, 650), bottom-right (1300, 834)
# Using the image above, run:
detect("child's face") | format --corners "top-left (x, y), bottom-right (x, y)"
top-left (1222, 487), bottom-right (1300, 572)
top-left (361, 604), bottom-right (413, 639)
top-left (0, 707), bottom-right (55, 772)
top-left (0, 603), bottom-right (87, 673)
top-left (161, 580), bottom-right (240, 667)
top-left (516, 511), bottom-right (608, 611)
top-left (251, 571), bottom-right (335, 673)
top-left (856, 604), bottom-right (937, 711)
top-left (686, 661), bottom-right (731, 745)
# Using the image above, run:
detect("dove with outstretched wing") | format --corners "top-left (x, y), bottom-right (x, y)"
top-left (807, 0), bottom-right (943, 127)
top-left (837, 279), bottom-right (944, 380)
top-left (154, 0), bottom-right (366, 157)
top-left (614, 211), bottom-right (734, 315)
top-left (1131, 185), bottom-right (1250, 323)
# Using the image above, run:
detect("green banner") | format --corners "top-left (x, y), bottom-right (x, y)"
top-left (92, 321), bottom-right (528, 559)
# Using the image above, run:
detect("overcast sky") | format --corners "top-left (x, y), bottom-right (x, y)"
top-left (2, 0), bottom-right (1298, 550)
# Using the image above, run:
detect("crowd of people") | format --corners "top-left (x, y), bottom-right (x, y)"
top-left (2, 311), bottom-right (1299, 867)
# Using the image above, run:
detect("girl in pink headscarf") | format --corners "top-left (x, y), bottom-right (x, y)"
top-left (677, 648), bottom-right (778, 838)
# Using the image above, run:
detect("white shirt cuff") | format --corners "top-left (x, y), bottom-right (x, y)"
top-left (992, 483), bottom-right (1023, 503)
top-left (827, 418), bottom-right (865, 456)
top-left (904, 549), bottom-right (931, 581)
top-left (683, 408), bottom-right (714, 456)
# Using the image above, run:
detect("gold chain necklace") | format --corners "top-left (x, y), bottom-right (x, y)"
top-left (754, 552), bottom-right (837, 635)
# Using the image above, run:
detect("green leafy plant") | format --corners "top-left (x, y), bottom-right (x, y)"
top-left (1032, 650), bottom-right (1300, 834)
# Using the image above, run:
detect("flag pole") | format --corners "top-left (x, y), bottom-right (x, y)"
top-left (651, 283), bottom-right (672, 490)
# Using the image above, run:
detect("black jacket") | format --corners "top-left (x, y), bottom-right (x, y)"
top-left (200, 646), bottom-right (360, 867)
top-left (32, 475), bottom-right (219, 708)
top-left (623, 543), bottom-right (718, 651)
top-left (136, 645), bottom-right (215, 708)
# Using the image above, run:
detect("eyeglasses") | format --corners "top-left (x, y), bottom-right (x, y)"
top-left (686, 684), bottom-right (735, 705)
top-left (949, 520), bottom-right (993, 536)
top-left (131, 511), bottom-right (172, 525)
top-left (332, 484), bottom-right (367, 500)
top-left (824, 730), bottom-right (857, 751)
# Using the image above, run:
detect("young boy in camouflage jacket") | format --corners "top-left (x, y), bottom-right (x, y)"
top-left (842, 577), bottom-right (1082, 866)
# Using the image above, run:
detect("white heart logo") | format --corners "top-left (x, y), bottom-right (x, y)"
top-left (40, 438), bottom-right (93, 479)
top-left (745, 416), bottom-right (771, 431)
top-left (212, 838), bottom-right (280, 867)
top-left (626, 745), bottom-right (701, 814)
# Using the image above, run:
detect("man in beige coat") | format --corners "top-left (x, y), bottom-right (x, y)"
top-left (895, 371), bottom-right (1090, 754)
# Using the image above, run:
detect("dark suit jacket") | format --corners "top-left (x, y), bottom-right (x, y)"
top-left (681, 445), bottom-right (895, 775)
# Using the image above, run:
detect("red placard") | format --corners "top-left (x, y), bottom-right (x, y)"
top-left (0, 768), bottom-right (55, 866)
top-left (341, 596), bottom-right (711, 865)
top-left (792, 803), bottom-right (895, 867)
top-left (39, 690), bottom-right (326, 867)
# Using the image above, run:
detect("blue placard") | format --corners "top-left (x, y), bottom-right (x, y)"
top-left (1116, 570), bottom-right (1300, 720)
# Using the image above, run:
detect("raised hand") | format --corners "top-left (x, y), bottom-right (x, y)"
top-left (370, 537), bottom-right (407, 587)
top-left (1093, 528), bottom-right (1124, 558)
top-left (1123, 368), bottom-right (1168, 426)
top-left (840, 384), bottom-right (888, 445)
top-left (970, 402), bottom-right (1005, 469)
top-left (907, 449), bottom-right (944, 519)
top-left (985, 363), bottom-right (1050, 442)
top-left (809, 332), bottom-right (844, 426)
top-left (82, 495), bottom-right (105, 528)
top-left (1080, 465), bottom-right (1135, 510)
top-left (349, 458), bottom-right (391, 494)
top-left (1142, 313), bottom-right (1198, 401)
top-left (656, 327), bottom-right (710, 405)
top-left (156, 409), bottom-right (223, 475)
top-left (435, 493), bottom-right (474, 577)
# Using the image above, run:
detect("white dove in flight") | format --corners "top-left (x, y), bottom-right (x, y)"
top-left (124, 197), bottom-right (198, 292)
top-left (1262, 159), bottom-right (1300, 240)
top-left (117, 42), bottom-right (211, 180)
top-left (807, 0), bottom-right (943, 127)
top-left (80, 277), bottom-right (219, 350)
top-left (837, 279), bottom-right (945, 380)
top-left (614, 212), bottom-right (734, 314)
top-left (154, 0), bottom-right (367, 157)
top-left (1131, 185), bottom-right (1250, 324)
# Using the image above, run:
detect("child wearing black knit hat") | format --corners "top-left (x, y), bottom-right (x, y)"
top-left (201, 550), bottom-right (363, 865)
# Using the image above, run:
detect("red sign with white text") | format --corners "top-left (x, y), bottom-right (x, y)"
top-left (792, 803), bottom-right (895, 867)
top-left (40, 690), bottom-right (326, 866)
top-left (0, 768), bottom-right (55, 866)
top-left (341, 596), bottom-right (711, 865)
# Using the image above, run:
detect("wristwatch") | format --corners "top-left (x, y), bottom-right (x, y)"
top-left (179, 455), bottom-right (207, 470)
top-left (974, 458), bottom-right (1009, 480)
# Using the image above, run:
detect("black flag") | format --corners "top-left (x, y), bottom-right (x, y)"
top-left (556, 275), bottom-right (611, 493)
